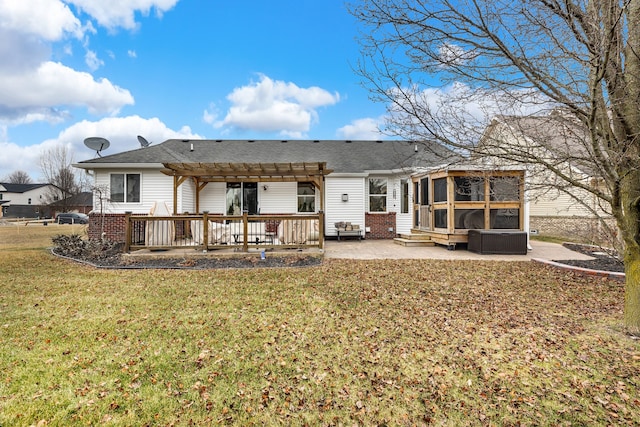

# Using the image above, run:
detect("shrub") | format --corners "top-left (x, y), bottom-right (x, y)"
top-left (51, 234), bottom-right (123, 262)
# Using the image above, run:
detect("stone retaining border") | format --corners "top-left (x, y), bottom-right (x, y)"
top-left (532, 258), bottom-right (625, 282)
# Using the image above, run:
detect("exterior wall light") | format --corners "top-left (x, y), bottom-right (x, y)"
top-left (341, 194), bottom-right (349, 202)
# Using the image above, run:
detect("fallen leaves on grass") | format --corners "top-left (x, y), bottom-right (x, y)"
top-left (1, 246), bottom-right (638, 426)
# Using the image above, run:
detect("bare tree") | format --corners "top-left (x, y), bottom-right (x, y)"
top-left (39, 145), bottom-right (81, 212)
top-left (349, 0), bottom-right (640, 334)
top-left (4, 170), bottom-right (33, 184)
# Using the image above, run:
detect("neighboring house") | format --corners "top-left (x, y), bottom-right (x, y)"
top-left (478, 110), bottom-right (613, 241)
top-left (0, 183), bottom-right (60, 218)
top-left (49, 191), bottom-right (93, 218)
top-left (75, 139), bottom-right (459, 242)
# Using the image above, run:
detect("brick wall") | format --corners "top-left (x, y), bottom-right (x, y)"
top-left (365, 212), bottom-right (397, 239)
top-left (88, 213), bottom-right (127, 242)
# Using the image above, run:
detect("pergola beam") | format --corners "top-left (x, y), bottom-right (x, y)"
top-left (163, 162), bottom-right (331, 214)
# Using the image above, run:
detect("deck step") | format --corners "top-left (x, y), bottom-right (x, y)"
top-left (393, 237), bottom-right (435, 247)
top-left (399, 233), bottom-right (432, 241)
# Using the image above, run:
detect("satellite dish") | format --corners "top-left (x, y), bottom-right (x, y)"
top-left (84, 137), bottom-right (110, 157)
top-left (137, 135), bottom-right (152, 148)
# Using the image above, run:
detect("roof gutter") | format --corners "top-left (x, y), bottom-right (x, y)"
top-left (73, 162), bottom-right (165, 170)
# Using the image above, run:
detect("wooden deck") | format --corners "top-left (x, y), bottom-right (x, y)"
top-left (125, 212), bottom-right (324, 253)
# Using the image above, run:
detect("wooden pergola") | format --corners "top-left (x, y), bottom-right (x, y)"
top-left (160, 162), bottom-right (332, 214)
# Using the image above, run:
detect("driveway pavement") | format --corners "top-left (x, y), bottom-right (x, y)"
top-left (323, 239), bottom-right (593, 261)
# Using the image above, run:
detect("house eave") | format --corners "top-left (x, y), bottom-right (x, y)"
top-left (365, 168), bottom-right (415, 175)
top-left (73, 162), bottom-right (165, 170)
top-left (327, 172), bottom-right (369, 178)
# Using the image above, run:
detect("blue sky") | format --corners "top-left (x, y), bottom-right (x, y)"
top-left (0, 0), bottom-right (389, 180)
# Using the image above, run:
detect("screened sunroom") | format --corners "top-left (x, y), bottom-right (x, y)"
top-left (411, 168), bottom-right (526, 250)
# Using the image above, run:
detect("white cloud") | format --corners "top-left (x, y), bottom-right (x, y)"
top-left (438, 43), bottom-right (477, 66)
top-left (392, 82), bottom-right (554, 125)
top-left (56, 115), bottom-right (203, 158)
top-left (0, 0), bottom-right (83, 41)
top-left (337, 117), bottom-right (385, 140)
top-left (84, 50), bottom-right (104, 71)
top-left (127, 50), bottom-right (137, 58)
top-left (212, 74), bottom-right (340, 136)
top-left (202, 103), bottom-right (219, 125)
top-left (0, 115), bottom-right (203, 180)
top-left (0, 0), bottom-right (176, 126)
top-left (66, 0), bottom-right (180, 30)
top-left (0, 61), bottom-right (134, 120)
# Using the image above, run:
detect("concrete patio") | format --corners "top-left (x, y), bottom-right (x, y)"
top-left (323, 239), bottom-right (593, 261)
top-left (126, 238), bottom-right (592, 263)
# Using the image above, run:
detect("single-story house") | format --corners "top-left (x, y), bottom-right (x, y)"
top-left (75, 139), bottom-right (527, 251)
top-left (49, 192), bottom-right (94, 218)
top-left (0, 183), bottom-right (60, 218)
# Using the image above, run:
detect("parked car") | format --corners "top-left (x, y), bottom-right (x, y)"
top-left (56, 212), bottom-right (89, 224)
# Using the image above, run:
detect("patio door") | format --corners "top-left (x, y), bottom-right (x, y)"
top-left (226, 182), bottom-right (258, 215)
top-left (243, 183), bottom-right (258, 214)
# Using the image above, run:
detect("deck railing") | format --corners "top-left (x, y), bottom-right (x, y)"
top-left (125, 211), bottom-right (324, 253)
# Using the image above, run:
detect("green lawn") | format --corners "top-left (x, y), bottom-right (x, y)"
top-left (1, 226), bottom-right (638, 426)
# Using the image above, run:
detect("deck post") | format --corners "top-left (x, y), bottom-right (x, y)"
top-left (173, 176), bottom-right (178, 215)
top-left (202, 211), bottom-right (209, 252)
top-left (242, 210), bottom-right (249, 252)
top-left (124, 211), bottom-right (132, 253)
top-left (318, 210), bottom-right (325, 250)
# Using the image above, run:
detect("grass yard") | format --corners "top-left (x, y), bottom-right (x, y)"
top-left (1, 226), bottom-right (638, 426)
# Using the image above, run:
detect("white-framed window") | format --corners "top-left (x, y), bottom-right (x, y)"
top-left (297, 182), bottom-right (315, 213)
top-left (110, 173), bottom-right (141, 203)
top-left (369, 178), bottom-right (387, 212)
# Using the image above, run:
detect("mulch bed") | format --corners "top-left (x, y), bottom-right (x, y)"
top-left (119, 254), bottom-right (323, 269)
top-left (52, 237), bottom-right (624, 272)
top-left (52, 247), bottom-right (322, 269)
top-left (554, 243), bottom-right (624, 273)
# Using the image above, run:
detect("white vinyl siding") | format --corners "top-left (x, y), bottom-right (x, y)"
top-left (259, 182), bottom-right (297, 214)
top-left (325, 176), bottom-right (365, 237)
top-left (527, 187), bottom-right (599, 217)
top-left (94, 170), bottom-right (174, 214)
top-left (198, 182), bottom-right (226, 214)
top-left (0, 187), bottom-right (53, 205)
top-left (180, 179), bottom-right (196, 213)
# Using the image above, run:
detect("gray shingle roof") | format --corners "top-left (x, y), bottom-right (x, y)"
top-left (77, 139), bottom-right (457, 174)
top-left (0, 183), bottom-right (50, 193)
top-left (488, 112), bottom-right (598, 176)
